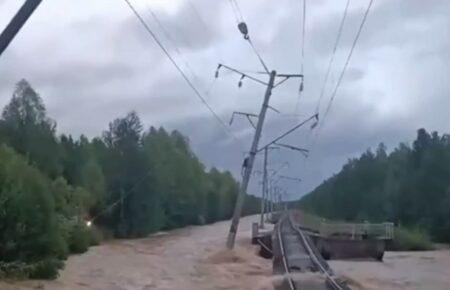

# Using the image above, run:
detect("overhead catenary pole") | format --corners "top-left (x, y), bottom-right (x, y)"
top-left (269, 184), bottom-right (275, 213)
top-left (0, 0), bottom-right (42, 57)
top-left (226, 70), bottom-right (276, 249)
top-left (260, 146), bottom-right (269, 228)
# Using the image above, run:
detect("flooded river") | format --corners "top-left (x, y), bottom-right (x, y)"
top-left (331, 249), bottom-right (450, 290)
top-left (0, 215), bottom-right (273, 290)
top-left (2, 216), bottom-right (450, 290)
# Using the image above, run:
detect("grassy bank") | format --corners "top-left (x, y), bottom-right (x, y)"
top-left (390, 227), bottom-right (434, 251)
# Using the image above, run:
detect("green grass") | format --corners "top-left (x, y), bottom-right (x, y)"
top-left (391, 227), bottom-right (434, 251)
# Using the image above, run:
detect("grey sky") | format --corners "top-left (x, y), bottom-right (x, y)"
top-left (0, 0), bottom-right (449, 199)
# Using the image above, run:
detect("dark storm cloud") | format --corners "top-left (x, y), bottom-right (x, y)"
top-left (1, 0), bottom-right (449, 199)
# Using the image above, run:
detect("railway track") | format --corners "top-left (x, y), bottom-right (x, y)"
top-left (275, 212), bottom-right (348, 290)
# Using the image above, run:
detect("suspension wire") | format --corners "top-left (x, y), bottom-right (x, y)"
top-left (122, 0), bottom-right (245, 147)
top-left (203, 77), bottom-right (218, 101)
top-left (230, 0), bottom-right (244, 22)
top-left (186, 0), bottom-right (227, 63)
top-left (145, 4), bottom-right (199, 85)
top-left (89, 172), bottom-right (151, 222)
top-left (301, 0), bottom-right (306, 76)
top-left (315, 0), bottom-right (351, 114)
top-left (228, 0), bottom-right (242, 24)
top-left (147, 0), bottom-right (226, 100)
top-left (321, 0), bottom-right (374, 126)
top-left (294, 0), bottom-right (307, 114)
top-left (247, 37), bottom-right (270, 73)
top-left (227, 0), bottom-right (270, 73)
top-left (307, 0), bottom-right (374, 156)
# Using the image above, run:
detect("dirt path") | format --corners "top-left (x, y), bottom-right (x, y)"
top-left (1, 216), bottom-right (274, 290)
top-left (330, 250), bottom-right (450, 290)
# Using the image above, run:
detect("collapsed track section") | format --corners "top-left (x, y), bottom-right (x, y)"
top-left (272, 212), bottom-right (348, 290)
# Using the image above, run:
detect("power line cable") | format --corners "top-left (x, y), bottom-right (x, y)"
top-left (229, 0), bottom-right (244, 23)
top-left (186, 0), bottom-right (226, 62)
top-left (89, 171), bottom-right (151, 223)
top-left (227, 0), bottom-right (270, 73)
top-left (247, 37), bottom-right (270, 73)
top-left (228, 0), bottom-right (242, 24)
top-left (320, 0), bottom-right (374, 126)
top-left (122, 0), bottom-right (243, 146)
top-left (144, 4), bottom-right (199, 85)
top-left (301, 0), bottom-right (374, 174)
top-left (186, 0), bottom-right (233, 78)
top-left (145, 1), bottom-right (228, 106)
top-left (300, 0), bottom-right (306, 76)
top-left (315, 0), bottom-right (351, 114)
top-left (294, 0), bottom-right (307, 114)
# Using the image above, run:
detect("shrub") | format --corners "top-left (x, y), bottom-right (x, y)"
top-left (28, 258), bottom-right (64, 280)
top-left (68, 222), bottom-right (91, 254)
top-left (88, 225), bottom-right (103, 246)
top-left (0, 145), bottom-right (67, 266)
top-left (0, 258), bottom-right (64, 280)
top-left (0, 261), bottom-right (31, 280)
top-left (391, 227), bottom-right (434, 251)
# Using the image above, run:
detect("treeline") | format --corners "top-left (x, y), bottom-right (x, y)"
top-left (299, 128), bottom-right (450, 243)
top-left (0, 80), bottom-right (258, 279)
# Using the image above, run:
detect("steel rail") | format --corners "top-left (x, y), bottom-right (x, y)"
top-left (277, 215), bottom-right (297, 290)
top-left (287, 213), bottom-right (343, 290)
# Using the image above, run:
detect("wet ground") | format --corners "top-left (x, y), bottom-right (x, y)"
top-left (331, 250), bottom-right (450, 290)
top-left (0, 216), bottom-right (274, 290)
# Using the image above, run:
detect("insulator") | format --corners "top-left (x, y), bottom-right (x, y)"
top-left (215, 64), bottom-right (221, 78)
top-left (311, 121), bottom-right (318, 129)
top-left (238, 22), bottom-right (249, 39)
top-left (299, 81), bottom-right (304, 92)
top-left (238, 74), bottom-right (245, 88)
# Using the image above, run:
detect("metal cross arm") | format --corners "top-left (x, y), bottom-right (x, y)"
top-left (229, 111), bottom-right (258, 129)
top-left (273, 73), bottom-right (304, 88)
top-left (216, 63), bottom-right (268, 86)
top-left (257, 113), bottom-right (319, 153)
top-left (269, 161), bottom-right (290, 179)
top-left (279, 175), bottom-right (302, 182)
top-left (273, 142), bottom-right (309, 157)
top-left (256, 145), bottom-right (280, 154)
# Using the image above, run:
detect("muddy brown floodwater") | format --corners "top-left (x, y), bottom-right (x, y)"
top-left (330, 250), bottom-right (450, 290)
top-left (3, 217), bottom-right (450, 290)
top-left (0, 215), bottom-right (274, 290)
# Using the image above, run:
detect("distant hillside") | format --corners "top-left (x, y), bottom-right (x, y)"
top-left (299, 128), bottom-right (450, 242)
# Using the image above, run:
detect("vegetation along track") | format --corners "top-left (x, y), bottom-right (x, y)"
top-left (276, 212), bottom-right (348, 290)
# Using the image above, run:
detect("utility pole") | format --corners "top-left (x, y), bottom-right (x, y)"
top-left (216, 63), bottom-right (303, 249)
top-left (268, 183), bottom-right (273, 214)
top-left (220, 19), bottom-right (304, 250)
top-left (259, 146), bottom-right (280, 228)
top-left (226, 70), bottom-right (276, 249)
top-left (260, 146), bottom-right (269, 228)
top-left (118, 188), bottom-right (126, 237)
top-left (0, 0), bottom-right (42, 57)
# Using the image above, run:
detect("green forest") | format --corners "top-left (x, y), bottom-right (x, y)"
top-left (0, 79), bottom-right (260, 279)
top-left (300, 128), bottom-right (450, 243)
